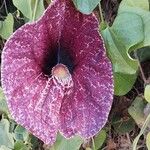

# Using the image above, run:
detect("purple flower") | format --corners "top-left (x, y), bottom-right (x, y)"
top-left (1, 0), bottom-right (114, 145)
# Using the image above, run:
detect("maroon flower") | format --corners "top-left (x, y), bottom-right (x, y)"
top-left (1, 0), bottom-right (114, 145)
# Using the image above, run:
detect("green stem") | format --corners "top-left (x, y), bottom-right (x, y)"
top-left (92, 137), bottom-right (96, 150)
top-left (133, 113), bottom-right (150, 150)
top-left (99, 2), bottom-right (104, 23)
top-left (45, 0), bottom-right (51, 5)
top-left (32, 0), bottom-right (39, 21)
top-left (4, 0), bottom-right (8, 15)
top-left (134, 52), bottom-right (147, 84)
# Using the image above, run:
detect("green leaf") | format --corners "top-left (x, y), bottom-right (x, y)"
top-left (14, 125), bottom-right (29, 142)
top-left (119, 0), bottom-right (149, 11)
top-left (112, 116), bottom-right (135, 134)
top-left (0, 22), bottom-right (2, 29)
top-left (0, 88), bottom-right (9, 115)
top-left (30, 0), bottom-right (45, 21)
top-left (72, 0), bottom-right (100, 14)
top-left (0, 119), bottom-right (14, 149)
top-left (94, 130), bottom-right (106, 150)
top-left (12, 0), bottom-right (45, 21)
top-left (102, 0), bottom-right (150, 95)
top-left (50, 134), bottom-right (83, 150)
top-left (30, 135), bottom-right (40, 149)
top-left (12, 0), bottom-right (31, 19)
top-left (14, 141), bottom-right (31, 150)
top-left (111, 12), bottom-right (144, 50)
top-left (146, 132), bottom-right (150, 150)
top-left (114, 73), bottom-right (137, 95)
top-left (101, 27), bottom-right (138, 95)
top-left (100, 21), bottom-right (107, 31)
top-left (144, 84), bottom-right (150, 103)
top-left (0, 145), bottom-right (11, 150)
top-left (118, 0), bottom-right (150, 47)
top-left (128, 97), bottom-right (146, 127)
top-left (0, 13), bottom-right (14, 39)
top-left (133, 112), bottom-right (150, 150)
top-left (102, 28), bottom-right (138, 74)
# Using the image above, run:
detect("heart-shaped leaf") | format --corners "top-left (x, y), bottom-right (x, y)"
top-left (119, 0), bottom-right (149, 11)
top-left (118, 0), bottom-right (150, 47)
top-left (102, 27), bottom-right (138, 95)
top-left (0, 119), bottom-right (14, 149)
top-left (14, 125), bottom-right (29, 142)
top-left (112, 116), bottom-right (135, 134)
top-left (94, 130), bottom-right (106, 150)
top-left (102, 28), bottom-right (138, 75)
top-left (12, 0), bottom-right (45, 21)
top-left (0, 145), bottom-right (11, 150)
top-left (111, 12), bottom-right (144, 50)
top-left (146, 132), bottom-right (150, 150)
top-left (114, 73), bottom-right (137, 95)
top-left (50, 134), bottom-right (83, 150)
top-left (72, 0), bottom-right (100, 14)
top-left (128, 96), bottom-right (147, 127)
top-left (0, 13), bottom-right (14, 39)
top-left (0, 88), bottom-right (9, 115)
top-left (144, 84), bottom-right (150, 103)
top-left (104, 0), bottom-right (150, 96)
top-left (14, 141), bottom-right (31, 150)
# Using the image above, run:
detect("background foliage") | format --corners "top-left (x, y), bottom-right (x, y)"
top-left (0, 0), bottom-right (150, 149)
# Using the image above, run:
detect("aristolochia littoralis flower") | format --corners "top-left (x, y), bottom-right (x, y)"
top-left (1, 0), bottom-right (114, 145)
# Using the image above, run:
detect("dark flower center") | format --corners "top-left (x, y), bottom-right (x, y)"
top-left (42, 44), bottom-right (74, 76)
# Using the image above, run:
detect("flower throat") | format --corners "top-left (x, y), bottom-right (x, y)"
top-left (43, 42), bottom-right (74, 76)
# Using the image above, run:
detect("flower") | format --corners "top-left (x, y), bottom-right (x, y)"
top-left (1, 0), bottom-right (114, 145)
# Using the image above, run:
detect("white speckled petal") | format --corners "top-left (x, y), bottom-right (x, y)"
top-left (1, 0), bottom-right (114, 145)
top-left (59, 1), bottom-right (114, 138)
top-left (1, 0), bottom-right (67, 145)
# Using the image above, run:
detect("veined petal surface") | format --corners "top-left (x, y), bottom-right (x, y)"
top-left (1, 0), bottom-right (114, 145)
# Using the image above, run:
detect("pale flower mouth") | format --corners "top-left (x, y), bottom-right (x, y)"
top-left (52, 63), bottom-right (70, 80)
top-left (51, 63), bottom-right (73, 86)
top-left (1, 0), bottom-right (114, 145)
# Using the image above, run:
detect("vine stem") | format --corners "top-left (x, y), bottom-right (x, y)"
top-left (32, 0), bottom-right (39, 21)
top-left (92, 137), bottom-right (96, 150)
top-left (133, 113), bottom-right (150, 150)
top-left (138, 61), bottom-right (147, 84)
top-left (99, 2), bottom-right (104, 23)
top-left (4, 0), bottom-right (8, 15)
top-left (45, 0), bottom-right (51, 5)
top-left (134, 52), bottom-right (147, 84)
